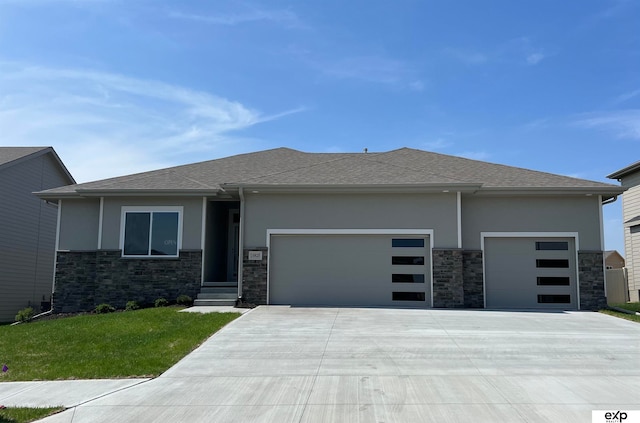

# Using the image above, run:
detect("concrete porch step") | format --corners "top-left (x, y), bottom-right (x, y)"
top-left (194, 298), bottom-right (236, 307)
top-left (199, 287), bottom-right (237, 294)
top-left (202, 282), bottom-right (238, 288)
top-left (197, 292), bottom-right (237, 300)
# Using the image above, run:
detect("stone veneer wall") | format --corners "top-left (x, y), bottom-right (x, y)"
top-left (462, 250), bottom-right (484, 308)
top-left (241, 248), bottom-right (268, 305)
top-left (432, 249), bottom-right (464, 308)
top-left (578, 250), bottom-right (607, 310)
top-left (54, 250), bottom-right (202, 313)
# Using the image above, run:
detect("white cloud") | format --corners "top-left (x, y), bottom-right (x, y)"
top-left (526, 52), bottom-right (545, 65)
top-left (612, 89), bottom-right (640, 105)
top-left (573, 110), bottom-right (640, 140)
top-left (421, 138), bottom-right (452, 150)
top-left (0, 62), bottom-right (303, 182)
top-left (444, 48), bottom-right (488, 65)
top-left (309, 55), bottom-right (421, 90)
top-left (167, 7), bottom-right (303, 28)
top-left (522, 118), bottom-right (551, 131)
top-left (409, 80), bottom-right (425, 92)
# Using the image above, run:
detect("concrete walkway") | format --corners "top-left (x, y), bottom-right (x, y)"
top-left (4, 306), bottom-right (640, 422)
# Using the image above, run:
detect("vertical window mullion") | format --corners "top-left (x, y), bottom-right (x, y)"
top-left (148, 212), bottom-right (154, 256)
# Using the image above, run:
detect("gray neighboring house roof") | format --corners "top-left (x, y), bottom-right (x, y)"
top-left (36, 147), bottom-right (622, 199)
top-left (0, 147), bottom-right (76, 183)
top-left (607, 160), bottom-right (640, 180)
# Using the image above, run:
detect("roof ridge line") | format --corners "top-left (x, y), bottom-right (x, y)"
top-left (229, 155), bottom-right (356, 184)
top-left (362, 150), bottom-right (471, 184)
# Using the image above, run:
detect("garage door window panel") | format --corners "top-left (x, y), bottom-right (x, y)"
top-left (392, 256), bottom-right (425, 265)
top-left (392, 292), bottom-right (425, 301)
top-left (392, 239), bottom-right (425, 248)
top-left (392, 274), bottom-right (425, 283)
top-left (536, 259), bottom-right (569, 268)
top-left (535, 241), bottom-right (569, 251)
top-left (538, 294), bottom-right (571, 304)
top-left (537, 277), bottom-right (570, 286)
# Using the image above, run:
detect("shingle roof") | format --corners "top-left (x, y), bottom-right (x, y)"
top-left (0, 147), bottom-right (50, 167)
top-left (607, 160), bottom-right (640, 180)
top-left (37, 147), bottom-right (621, 197)
top-left (0, 146), bottom-right (75, 184)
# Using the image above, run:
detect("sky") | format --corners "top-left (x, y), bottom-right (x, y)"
top-left (0, 0), bottom-right (638, 255)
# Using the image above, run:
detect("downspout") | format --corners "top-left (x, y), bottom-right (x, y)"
top-left (601, 195), bottom-right (618, 206)
top-left (598, 195), bottom-right (607, 299)
top-left (237, 187), bottom-right (245, 301)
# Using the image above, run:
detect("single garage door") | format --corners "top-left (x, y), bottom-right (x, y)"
top-left (269, 234), bottom-right (431, 307)
top-left (484, 237), bottom-right (578, 309)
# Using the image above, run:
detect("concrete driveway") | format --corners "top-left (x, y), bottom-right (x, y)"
top-left (38, 306), bottom-right (640, 423)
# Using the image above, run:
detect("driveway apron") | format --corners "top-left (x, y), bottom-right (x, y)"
top-left (36, 306), bottom-right (640, 423)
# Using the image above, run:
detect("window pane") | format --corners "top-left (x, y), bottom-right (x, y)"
top-left (392, 256), bottom-right (425, 265)
top-left (537, 277), bottom-right (570, 286)
top-left (536, 259), bottom-right (569, 268)
top-left (392, 292), bottom-right (425, 301)
top-left (151, 212), bottom-right (179, 256)
top-left (124, 213), bottom-right (150, 255)
top-left (537, 294), bottom-right (570, 304)
top-left (535, 241), bottom-right (569, 250)
top-left (392, 239), bottom-right (425, 248)
top-left (392, 274), bottom-right (425, 283)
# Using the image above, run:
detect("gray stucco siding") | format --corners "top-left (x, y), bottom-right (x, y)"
top-left (58, 199), bottom-right (100, 250)
top-left (461, 195), bottom-right (602, 250)
top-left (243, 193), bottom-right (458, 248)
top-left (100, 197), bottom-right (204, 250)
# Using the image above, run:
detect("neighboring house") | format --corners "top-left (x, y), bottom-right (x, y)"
top-left (604, 250), bottom-right (625, 269)
top-left (608, 161), bottom-right (640, 301)
top-left (36, 147), bottom-right (623, 312)
top-left (0, 147), bottom-right (75, 322)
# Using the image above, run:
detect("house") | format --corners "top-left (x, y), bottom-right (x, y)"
top-left (607, 161), bottom-right (640, 302)
top-left (0, 147), bottom-right (75, 322)
top-left (36, 147), bottom-right (623, 312)
top-left (604, 250), bottom-right (625, 269)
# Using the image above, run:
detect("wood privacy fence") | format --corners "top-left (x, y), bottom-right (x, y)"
top-left (605, 268), bottom-right (629, 305)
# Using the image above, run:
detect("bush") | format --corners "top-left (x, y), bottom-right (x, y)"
top-left (95, 304), bottom-right (115, 314)
top-left (154, 298), bottom-right (169, 308)
top-left (176, 295), bottom-right (193, 307)
top-left (15, 307), bottom-right (35, 323)
top-left (125, 301), bottom-right (140, 311)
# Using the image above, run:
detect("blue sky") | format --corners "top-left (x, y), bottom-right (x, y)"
top-left (0, 0), bottom-right (638, 254)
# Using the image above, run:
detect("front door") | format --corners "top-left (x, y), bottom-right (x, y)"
top-left (226, 210), bottom-right (240, 282)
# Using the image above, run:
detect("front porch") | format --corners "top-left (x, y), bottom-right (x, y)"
top-left (196, 201), bottom-right (240, 306)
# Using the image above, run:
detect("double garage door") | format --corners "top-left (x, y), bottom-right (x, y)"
top-left (269, 234), bottom-right (431, 307)
top-left (484, 237), bottom-right (578, 310)
top-left (268, 233), bottom-right (578, 309)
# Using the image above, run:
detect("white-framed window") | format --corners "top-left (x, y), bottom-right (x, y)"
top-left (120, 206), bottom-right (183, 258)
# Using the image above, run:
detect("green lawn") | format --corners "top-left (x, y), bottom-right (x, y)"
top-left (610, 302), bottom-right (640, 313)
top-left (601, 302), bottom-right (640, 323)
top-left (0, 307), bottom-right (239, 381)
top-left (0, 407), bottom-right (63, 423)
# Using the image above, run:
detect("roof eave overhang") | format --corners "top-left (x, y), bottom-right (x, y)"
top-left (36, 188), bottom-right (224, 200)
top-left (221, 183), bottom-right (483, 194)
top-left (473, 186), bottom-right (625, 199)
top-left (607, 162), bottom-right (640, 180)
